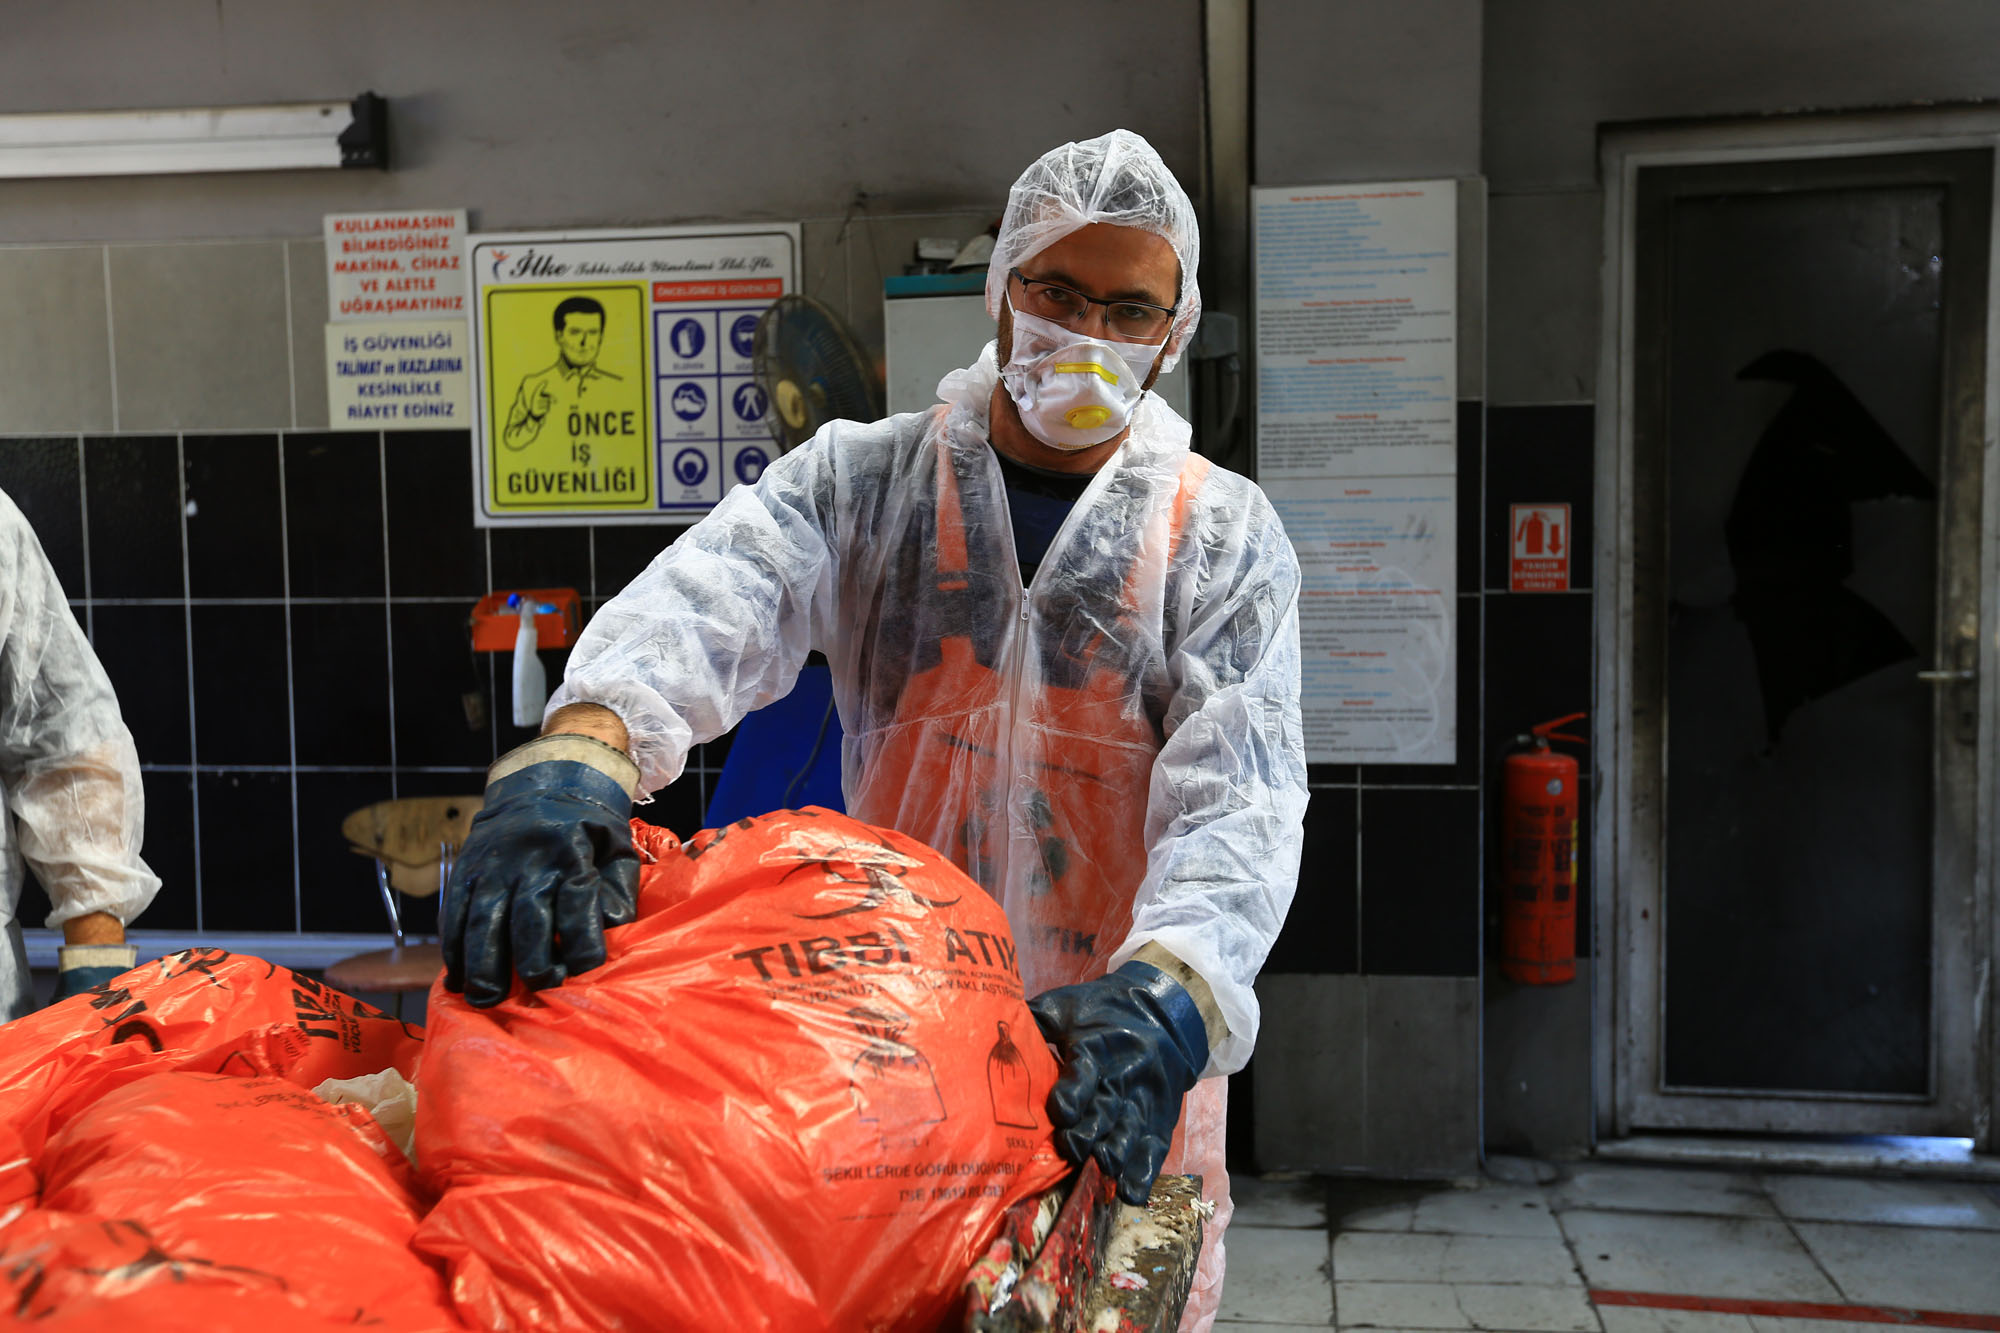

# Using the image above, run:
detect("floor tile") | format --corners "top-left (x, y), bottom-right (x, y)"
top-left (1549, 1165), bottom-right (1776, 1219)
top-left (1791, 1220), bottom-right (2000, 1313)
top-left (1235, 1174), bottom-right (1331, 1229)
top-left (1220, 1225), bottom-right (1334, 1325)
top-left (1454, 1283), bottom-right (1601, 1331)
top-left (1559, 1211), bottom-right (1837, 1301)
top-left (1335, 1280), bottom-right (1600, 1331)
top-left (1413, 1186), bottom-right (1563, 1239)
top-left (1596, 1308), bottom-right (1753, 1333)
top-left (1337, 1281), bottom-right (1467, 1328)
top-left (1341, 1184), bottom-right (1561, 1239)
top-left (1333, 1232), bottom-right (1581, 1286)
top-left (1329, 1180), bottom-right (1444, 1234)
top-left (1763, 1174), bottom-right (2000, 1231)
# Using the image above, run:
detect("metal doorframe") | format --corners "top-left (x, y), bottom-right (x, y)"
top-left (1593, 108), bottom-right (2000, 1148)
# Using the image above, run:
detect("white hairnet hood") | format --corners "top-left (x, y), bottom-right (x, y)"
top-left (984, 129), bottom-right (1202, 373)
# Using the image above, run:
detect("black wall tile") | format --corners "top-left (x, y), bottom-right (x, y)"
top-left (1482, 592), bottom-right (1594, 773)
top-left (197, 771), bottom-right (296, 931)
top-left (493, 645), bottom-right (574, 745)
top-left (590, 523), bottom-right (681, 598)
top-left (290, 604), bottom-right (392, 766)
top-left (284, 433), bottom-right (385, 597)
top-left (1360, 787), bottom-right (1480, 976)
top-left (1306, 764), bottom-right (1357, 787)
top-left (90, 605), bottom-right (191, 765)
top-left (139, 769), bottom-right (198, 930)
top-left (0, 438), bottom-right (85, 594)
top-left (183, 435), bottom-right (283, 597)
top-left (389, 771), bottom-right (489, 939)
top-left (391, 602), bottom-right (493, 768)
top-left (1458, 401), bottom-right (1484, 594)
top-left (696, 727), bottom-right (734, 770)
top-left (85, 436), bottom-right (183, 599)
top-left (385, 431), bottom-right (487, 597)
top-left (1263, 786), bottom-right (1358, 974)
top-left (190, 605), bottom-right (290, 765)
top-left (1358, 594), bottom-right (1483, 787)
top-left (297, 771), bottom-right (398, 934)
top-left (15, 868), bottom-right (53, 933)
top-left (635, 779), bottom-right (707, 839)
top-left (490, 524), bottom-right (591, 593)
top-left (1485, 404), bottom-right (1595, 592)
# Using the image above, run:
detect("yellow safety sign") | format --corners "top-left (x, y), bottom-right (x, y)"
top-left (482, 283), bottom-right (654, 512)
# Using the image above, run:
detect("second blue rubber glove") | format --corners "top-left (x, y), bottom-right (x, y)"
top-left (1028, 958), bottom-right (1210, 1206)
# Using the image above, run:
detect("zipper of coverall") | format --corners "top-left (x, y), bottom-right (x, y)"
top-left (980, 439), bottom-right (1124, 898)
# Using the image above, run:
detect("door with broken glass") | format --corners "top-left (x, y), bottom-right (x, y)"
top-left (1622, 148), bottom-right (1989, 1136)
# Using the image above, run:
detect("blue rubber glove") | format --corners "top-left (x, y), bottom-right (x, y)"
top-left (51, 966), bottom-right (127, 1002)
top-left (1028, 959), bottom-right (1209, 1206)
top-left (48, 944), bottom-right (139, 1005)
top-left (442, 735), bottom-right (642, 1008)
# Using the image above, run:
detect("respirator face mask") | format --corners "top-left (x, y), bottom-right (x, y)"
top-left (999, 301), bottom-right (1166, 451)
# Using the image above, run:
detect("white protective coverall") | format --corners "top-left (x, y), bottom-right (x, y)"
top-left (0, 489), bottom-right (159, 1021)
top-left (556, 128), bottom-right (1307, 1330)
top-left (556, 352), bottom-right (1307, 1328)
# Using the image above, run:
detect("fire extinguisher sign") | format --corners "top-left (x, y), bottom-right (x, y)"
top-left (1509, 503), bottom-right (1571, 592)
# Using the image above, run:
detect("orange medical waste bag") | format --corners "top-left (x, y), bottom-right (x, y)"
top-left (0, 948), bottom-right (425, 1162)
top-left (0, 954), bottom-right (453, 1329)
top-left (8, 1071), bottom-right (461, 1330)
top-left (415, 808), bottom-right (1072, 1332)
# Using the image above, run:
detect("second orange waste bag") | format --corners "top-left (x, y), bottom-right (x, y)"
top-left (415, 808), bottom-right (1072, 1332)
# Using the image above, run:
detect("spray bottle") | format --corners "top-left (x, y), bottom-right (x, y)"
top-left (510, 594), bottom-right (547, 728)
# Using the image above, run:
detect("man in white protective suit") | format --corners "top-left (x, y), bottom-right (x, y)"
top-left (0, 488), bottom-right (159, 1023)
top-left (442, 129), bottom-right (1308, 1330)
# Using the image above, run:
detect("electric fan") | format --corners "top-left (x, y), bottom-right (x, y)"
top-left (750, 295), bottom-right (880, 451)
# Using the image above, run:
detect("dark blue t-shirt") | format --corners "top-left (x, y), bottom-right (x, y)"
top-left (992, 448), bottom-right (1092, 585)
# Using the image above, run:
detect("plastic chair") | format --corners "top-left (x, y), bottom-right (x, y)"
top-left (325, 796), bottom-right (482, 1012)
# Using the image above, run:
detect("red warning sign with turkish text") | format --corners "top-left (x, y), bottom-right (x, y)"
top-left (1510, 503), bottom-right (1571, 592)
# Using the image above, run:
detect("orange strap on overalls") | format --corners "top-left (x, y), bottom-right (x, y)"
top-left (860, 436), bottom-right (1210, 983)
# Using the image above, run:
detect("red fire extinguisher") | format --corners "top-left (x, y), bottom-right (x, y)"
top-left (1500, 713), bottom-right (1585, 985)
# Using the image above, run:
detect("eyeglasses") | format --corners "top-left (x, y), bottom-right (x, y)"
top-left (1009, 268), bottom-right (1176, 341)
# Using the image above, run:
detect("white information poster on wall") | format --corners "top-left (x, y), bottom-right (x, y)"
top-left (325, 319), bottom-right (471, 429)
top-left (466, 224), bottom-right (797, 527)
top-left (323, 209), bottom-right (472, 432)
top-left (1279, 476), bottom-right (1456, 761)
top-left (325, 209), bottom-right (468, 320)
top-left (1254, 180), bottom-right (1458, 764)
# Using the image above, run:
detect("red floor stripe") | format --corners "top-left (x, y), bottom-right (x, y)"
top-left (1591, 1289), bottom-right (2000, 1330)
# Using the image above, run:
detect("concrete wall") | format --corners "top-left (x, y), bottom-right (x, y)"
top-left (0, 0), bottom-right (1202, 242)
top-left (1255, 0), bottom-right (1484, 187)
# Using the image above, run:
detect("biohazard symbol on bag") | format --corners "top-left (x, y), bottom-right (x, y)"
top-left (847, 1002), bottom-right (946, 1145)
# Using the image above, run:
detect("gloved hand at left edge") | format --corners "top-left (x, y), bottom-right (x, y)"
top-left (47, 943), bottom-right (139, 1006)
top-left (1027, 948), bottom-right (1225, 1206)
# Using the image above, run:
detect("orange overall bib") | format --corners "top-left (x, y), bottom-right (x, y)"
top-left (849, 433), bottom-right (1232, 1331)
